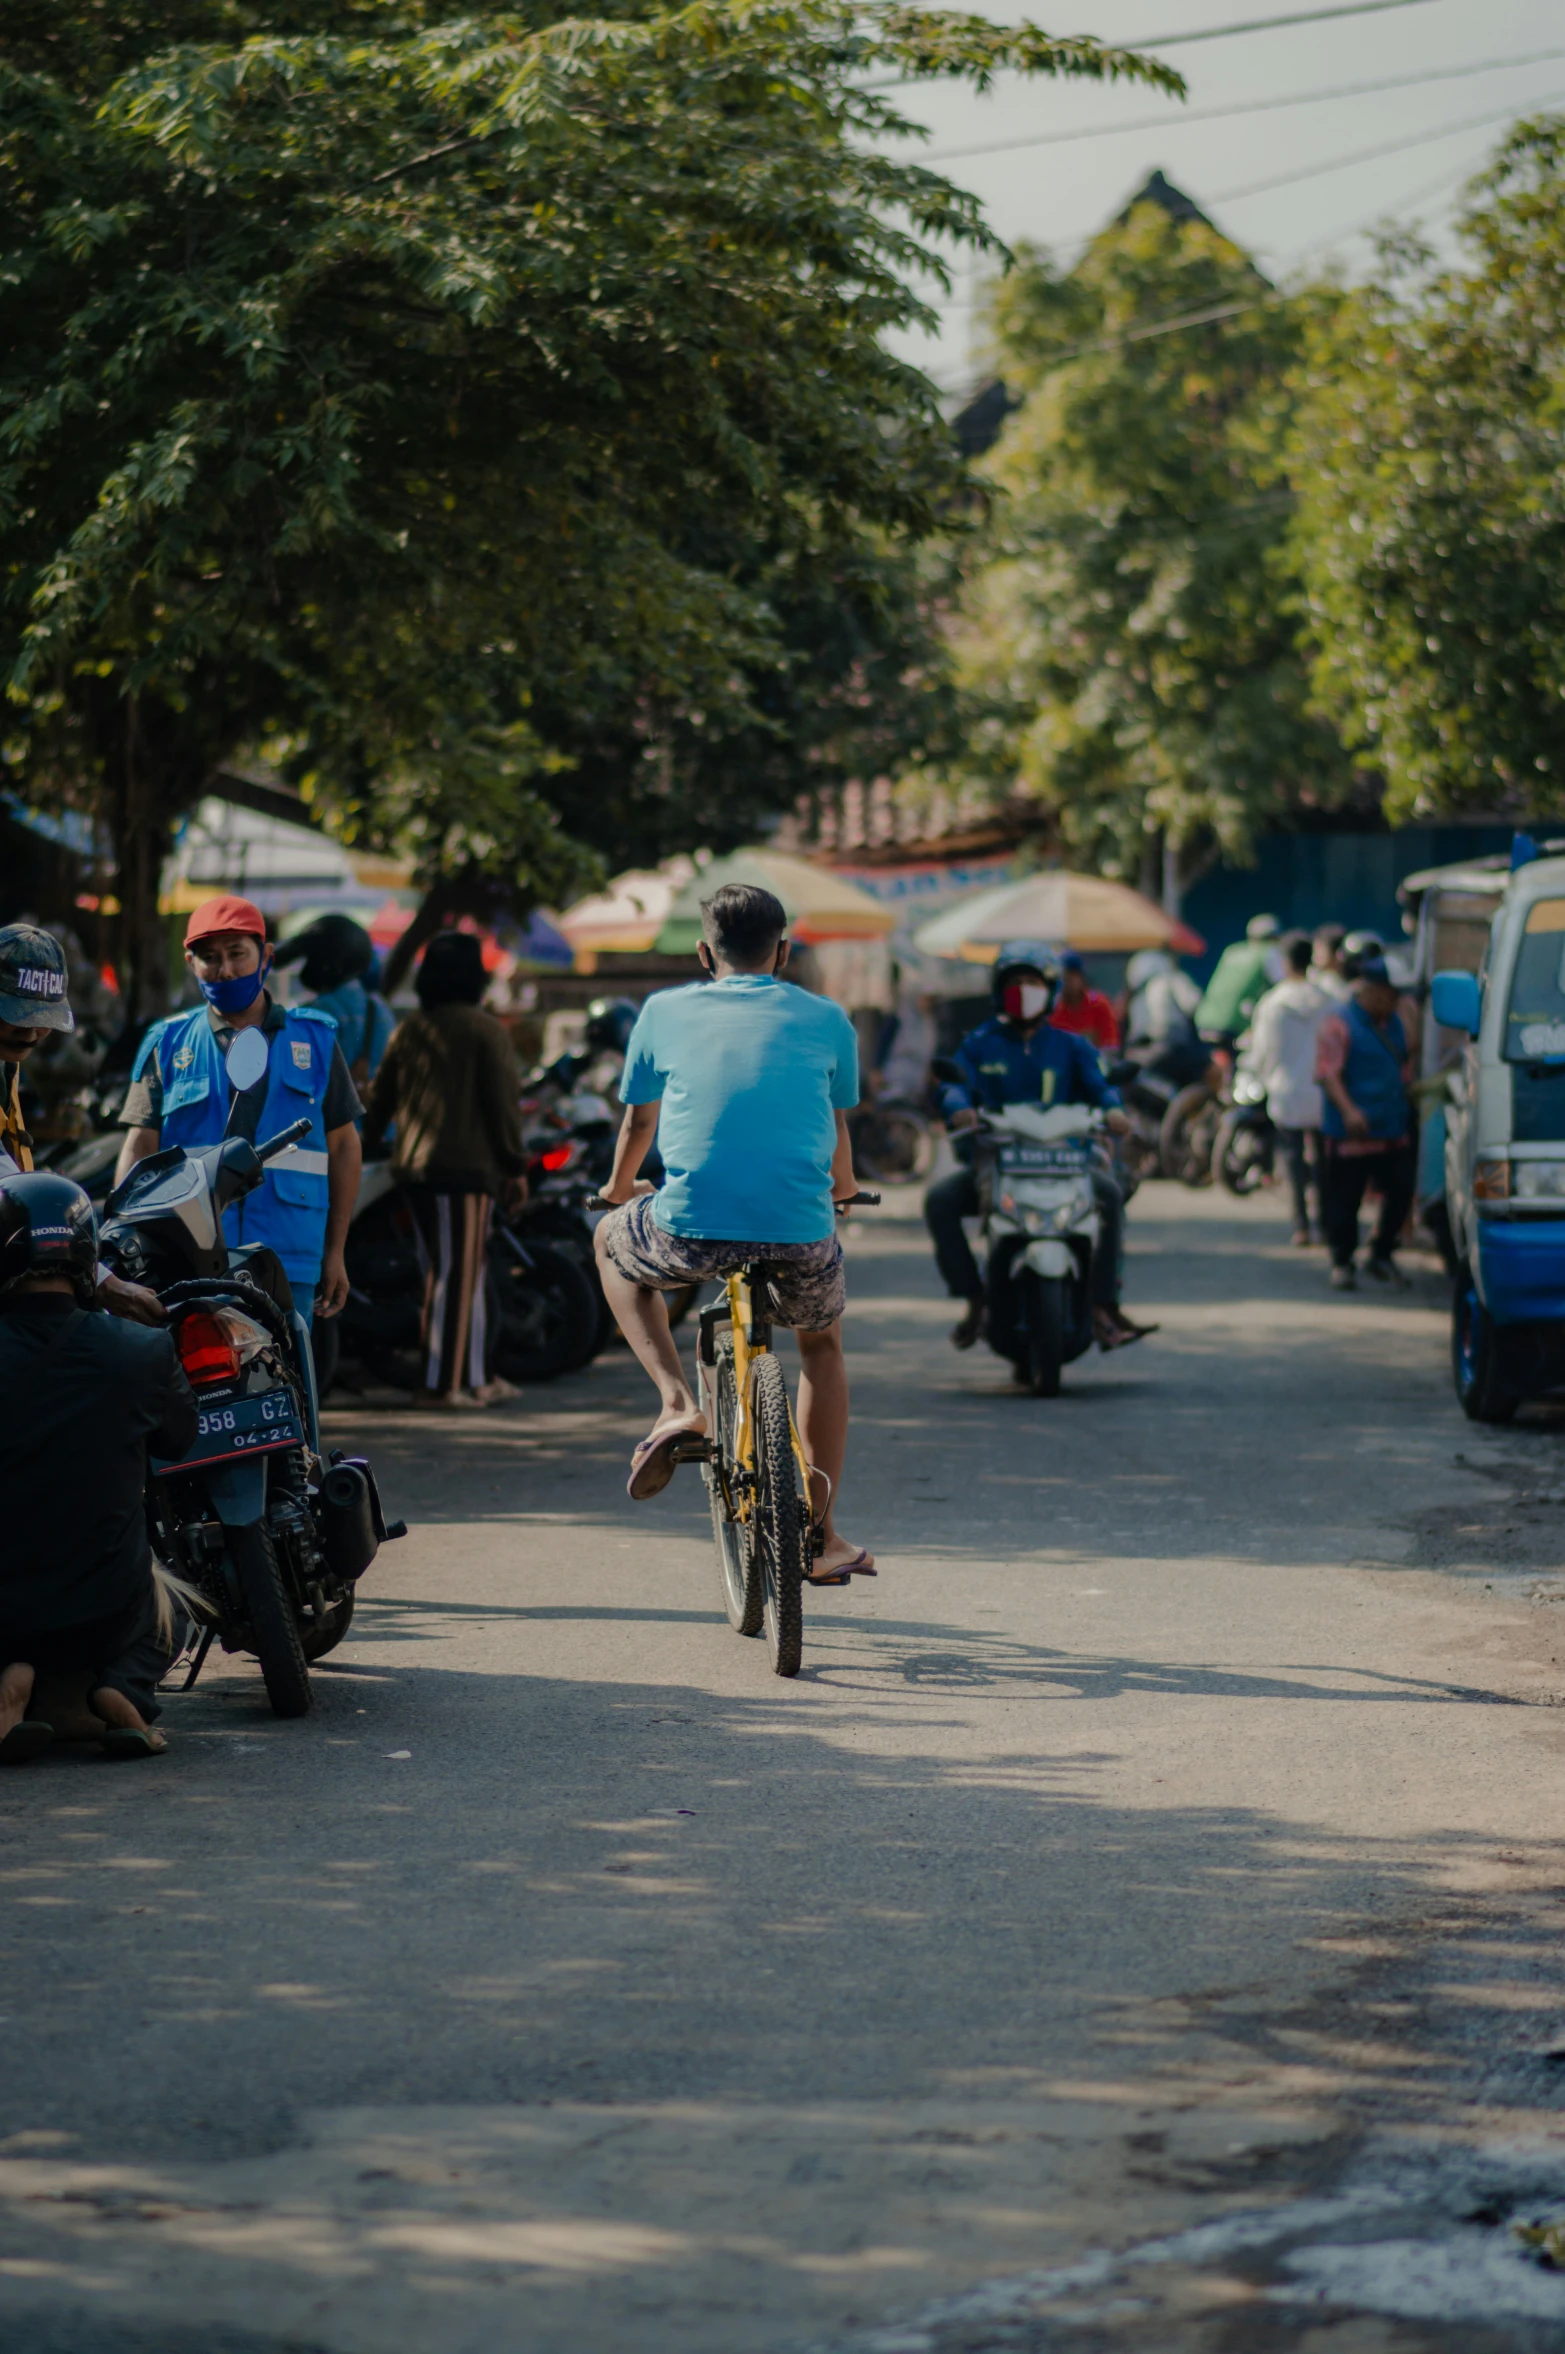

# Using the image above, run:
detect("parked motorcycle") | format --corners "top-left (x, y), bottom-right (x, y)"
top-left (973, 1101), bottom-right (1109, 1396)
top-left (328, 1156), bottom-right (601, 1395)
top-left (848, 1097), bottom-right (935, 1187)
top-left (97, 1031), bottom-right (405, 1718)
top-left (1213, 1064), bottom-right (1276, 1196)
top-left (1160, 1045), bottom-right (1234, 1188)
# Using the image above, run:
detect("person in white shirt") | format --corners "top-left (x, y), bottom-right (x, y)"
top-left (1249, 932), bottom-right (1329, 1245)
top-left (1311, 923), bottom-right (1353, 1003)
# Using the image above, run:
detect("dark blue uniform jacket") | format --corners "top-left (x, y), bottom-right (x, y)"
top-left (941, 1016), bottom-right (1119, 1123)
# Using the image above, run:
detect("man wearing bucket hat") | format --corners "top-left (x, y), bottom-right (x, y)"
top-left (0, 924), bottom-right (163, 1325)
top-left (114, 897), bottom-right (363, 1324)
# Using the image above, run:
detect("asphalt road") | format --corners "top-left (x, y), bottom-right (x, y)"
top-left (8, 1184), bottom-right (1565, 2352)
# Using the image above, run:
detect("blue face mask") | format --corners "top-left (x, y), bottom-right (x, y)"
top-left (198, 953), bottom-right (271, 1017)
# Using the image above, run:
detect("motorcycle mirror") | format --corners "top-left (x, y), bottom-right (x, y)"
top-left (224, 1028), bottom-right (269, 1092)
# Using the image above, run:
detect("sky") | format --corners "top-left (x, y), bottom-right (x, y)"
top-left (875, 0), bottom-right (1565, 392)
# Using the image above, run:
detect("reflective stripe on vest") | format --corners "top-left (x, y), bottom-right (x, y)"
top-left (145, 1006), bottom-right (336, 1275)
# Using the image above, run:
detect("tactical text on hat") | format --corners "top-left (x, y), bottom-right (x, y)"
top-left (0, 924), bottom-right (75, 1035)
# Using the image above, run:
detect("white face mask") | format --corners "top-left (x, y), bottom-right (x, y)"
top-left (1017, 983), bottom-right (1049, 1022)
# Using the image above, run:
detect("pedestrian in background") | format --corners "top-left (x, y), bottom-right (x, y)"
top-left (362, 931), bottom-right (529, 1408)
top-left (1311, 924), bottom-right (1352, 1002)
top-left (274, 914), bottom-right (395, 1093)
top-left (1049, 952), bottom-right (1120, 1051)
top-left (1248, 932), bottom-right (1327, 1247)
top-left (1315, 955), bottom-right (1413, 1292)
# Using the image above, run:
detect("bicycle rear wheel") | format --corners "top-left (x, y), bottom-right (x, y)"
top-left (750, 1351), bottom-right (808, 1678)
top-left (703, 1333), bottom-right (762, 1635)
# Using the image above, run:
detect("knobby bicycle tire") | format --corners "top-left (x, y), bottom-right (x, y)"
top-left (704, 1334), bottom-right (762, 1636)
top-left (750, 1351), bottom-right (807, 1678)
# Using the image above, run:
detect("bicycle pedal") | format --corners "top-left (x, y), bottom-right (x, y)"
top-left (668, 1435), bottom-right (714, 1464)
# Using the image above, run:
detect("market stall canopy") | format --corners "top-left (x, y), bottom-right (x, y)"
top-left (654, 851), bottom-right (896, 954)
top-left (913, 872), bottom-right (1204, 961)
top-left (557, 862), bottom-right (693, 955)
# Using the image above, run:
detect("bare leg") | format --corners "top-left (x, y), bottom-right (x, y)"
top-left (0, 1662), bottom-right (35, 1742)
top-left (594, 1229), bottom-right (705, 1440)
top-left (89, 1685), bottom-right (167, 1754)
top-left (795, 1323), bottom-right (871, 1574)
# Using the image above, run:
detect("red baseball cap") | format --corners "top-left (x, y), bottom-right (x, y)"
top-left (184, 896), bottom-right (268, 947)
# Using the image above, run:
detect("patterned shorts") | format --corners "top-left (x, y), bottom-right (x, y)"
top-left (597, 1194), bottom-right (846, 1331)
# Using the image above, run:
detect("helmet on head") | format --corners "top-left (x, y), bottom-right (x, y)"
top-left (273, 913), bottom-right (376, 994)
top-left (1125, 949), bottom-right (1174, 992)
top-left (0, 1172), bottom-right (97, 1305)
top-left (1340, 929), bottom-right (1384, 981)
top-left (1246, 914), bottom-right (1280, 942)
top-left (583, 997), bottom-right (639, 1057)
top-left (0, 924), bottom-right (74, 1036)
top-left (991, 941), bottom-right (1060, 1024)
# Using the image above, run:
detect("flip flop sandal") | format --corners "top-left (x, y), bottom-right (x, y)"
top-left (0, 1721), bottom-right (54, 1765)
top-left (807, 1547), bottom-right (876, 1585)
top-left (99, 1726), bottom-right (166, 1760)
top-left (627, 1424), bottom-right (704, 1501)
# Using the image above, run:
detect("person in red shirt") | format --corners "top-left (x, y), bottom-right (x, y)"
top-left (1049, 952), bottom-right (1120, 1052)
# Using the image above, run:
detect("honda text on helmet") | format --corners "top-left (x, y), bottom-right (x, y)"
top-left (991, 942), bottom-right (1061, 1026)
top-left (0, 1172), bottom-right (98, 1304)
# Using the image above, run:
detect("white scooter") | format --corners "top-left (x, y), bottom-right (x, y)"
top-left (974, 1101), bottom-right (1108, 1395)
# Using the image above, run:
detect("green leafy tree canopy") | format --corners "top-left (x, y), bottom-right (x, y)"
top-left (1, 2), bottom-right (1178, 1007)
top-left (1288, 118), bottom-right (1565, 822)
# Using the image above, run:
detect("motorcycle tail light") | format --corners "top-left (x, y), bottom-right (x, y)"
top-left (176, 1309), bottom-right (243, 1387)
top-left (538, 1145), bottom-right (573, 1172)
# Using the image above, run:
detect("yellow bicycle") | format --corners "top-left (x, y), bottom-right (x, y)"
top-left (692, 1196), bottom-right (877, 1678)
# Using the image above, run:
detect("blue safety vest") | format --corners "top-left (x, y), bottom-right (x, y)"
top-left (1320, 999), bottom-right (1409, 1142)
top-left (132, 1004), bottom-right (336, 1286)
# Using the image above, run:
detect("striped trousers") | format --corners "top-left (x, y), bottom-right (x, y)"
top-left (408, 1188), bottom-right (493, 1397)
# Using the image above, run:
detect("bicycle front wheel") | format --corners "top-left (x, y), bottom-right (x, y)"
top-left (750, 1352), bottom-right (808, 1678)
top-left (703, 1333), bottom-right (762, 1636)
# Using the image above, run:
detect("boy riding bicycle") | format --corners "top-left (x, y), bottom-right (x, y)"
top-left (593, 883), bottom-right (874, 1582)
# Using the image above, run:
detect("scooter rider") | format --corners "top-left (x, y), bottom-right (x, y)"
top-left (114, 896), bottom-right (363, 1325)
top-left (925, 942), bottom-right (1154, 1354)
top-left (0, 923), bottom-right (163, 1326)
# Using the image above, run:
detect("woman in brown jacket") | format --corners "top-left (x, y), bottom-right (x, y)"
top-left (363, 932), bottom-right (529, 1408)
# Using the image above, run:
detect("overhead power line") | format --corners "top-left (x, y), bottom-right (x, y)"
top-left (1206, 84), bottom-right (1565, 205)
top-left (918, 46), bottom-right (1565, 168)
top-left (1133, 0), bottom-right (1440, 46)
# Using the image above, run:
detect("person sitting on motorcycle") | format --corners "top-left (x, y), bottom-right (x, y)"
top-left (1195, 914), bottom-right (1281, 1047)
top-left (0, 923), bottom-right (163, 1327)
top-left (1123, 949), bottom-right (1207, 1087)
top-left (0, 1173), bottom-right (198, 1762)
top-left (925, 944), bottom-right (1153, 1354)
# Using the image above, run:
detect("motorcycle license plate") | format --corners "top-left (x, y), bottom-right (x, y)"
top-left (153, 1390), bottom-right (303, 1473)
top-left (999, 1143), bottom-right (1088, 1175)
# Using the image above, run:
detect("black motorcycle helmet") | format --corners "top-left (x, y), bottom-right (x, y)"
top-left (0, 1171), bottom-right (98, 1305)
top-left (583, 996), bottom-right (639, 1056)
top-left (990, 940), bottom-right (1061, 1025)
top-left (273, 913), bottom-right (376, 994)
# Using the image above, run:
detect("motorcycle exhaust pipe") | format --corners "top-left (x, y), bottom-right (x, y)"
top-left (317, 1460), bottom-right (382, 1582)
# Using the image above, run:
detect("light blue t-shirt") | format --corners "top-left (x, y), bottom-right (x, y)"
top-left (622, 976), bottom-right (860, 1243)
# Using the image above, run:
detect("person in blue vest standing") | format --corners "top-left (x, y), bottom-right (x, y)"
top-left (1314, 954), bottom-right (1414, 1292)
top-left (114, 896), bottom-right (364, 1325)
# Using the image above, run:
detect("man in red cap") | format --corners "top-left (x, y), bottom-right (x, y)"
top-left (115, 897), bottom-right (362, 1325)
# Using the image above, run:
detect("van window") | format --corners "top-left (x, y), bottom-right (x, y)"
top-left (1505, 899), bottom-right (1565, 1060)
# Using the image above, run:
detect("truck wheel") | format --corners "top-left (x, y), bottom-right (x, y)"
top-left (1022, 1270), bottom-right (1065, 1397)
top-left (1453, 1269), bottom-right (1517, 1424)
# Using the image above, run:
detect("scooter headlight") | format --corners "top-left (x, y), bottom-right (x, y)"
top-left (1020, 1197), bottom-right (1083, 1236)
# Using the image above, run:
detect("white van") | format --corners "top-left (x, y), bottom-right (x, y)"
top-left (1435, 850), bottom-right (1565, 1420)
